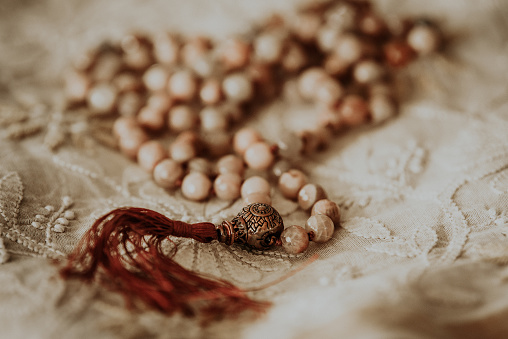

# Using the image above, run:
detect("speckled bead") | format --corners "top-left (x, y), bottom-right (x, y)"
top-left (181, 172), bottom-right (212, 201)
top-left (278, 169), bottom-right (308, 200)
top-left (311, 199), bottom-right (341, 225)
top-left (214, 173), bottom-right (242, 201)
top-left (281, 225), bottom-right (309, 254)
top-left (305, 215), bottom-right (334, 243)
top-left (153, 159), bottom-right (184, 189)
top-left (298, 183), bottom-right (327, 211)
top-left (241, 176), bottom-right (271, 198)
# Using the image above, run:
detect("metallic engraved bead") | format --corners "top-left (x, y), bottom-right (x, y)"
top-left (218, 203), bottom-right (284, 249)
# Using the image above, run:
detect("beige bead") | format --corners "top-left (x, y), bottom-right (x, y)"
top-left (217, 154), bottom-right (244, 175)
top-left (87, 83), bottom-right (117, 114)
top-left (188, 158), bottom-right (214, 176)
top-left (153, 32), bottom-right (179, 65)
top-left (324, 54), bottom-right (350, 76)
top-left (293, 13), bottom-right (321, 42)
top-left (181, 172), bottom-right (212, 201)
top-left (153, 159), bottom-right (183, 189)
top-left (254, 32), bottom-right (284, 63)
top-left (353, 60), bottom-right (384, 84)
top-left (360, 13), bottom-right (386, 36)
top-left (369, 95), bottom-right (396, 123)
top-left (181, 36), bottom-right (211, 67)
top-left (64, 70), bottom-right (89, 103)
top-left (278, 169), bottom-right (307, 200)
top-left (297, 67), bottom-right (328, 100)
top-left (121, 35), bottom-right (152, 70)
top-left (169, 140), bottom-right (196, 163)
top-left (147, 92), bottom-right (173, 112)
top-left (315, 77), bottom-right (344, 105)
top-left (281, 42), bottom-right (307, 73)
top-left (203, 133), bottom-right (232, 158)
top-left (113, 72), bottom-right (143, 93)
top-left (92, 52), bottom-right (122, 82)
top-left (168, 105), bottom-right (198, 132)
top-left (281, 225), bottom-right (309, 254)
top-left (117, 92), bottom-right (143, 117)
top-left (233, 128), bottom-right (262, 155)
top-left (243, 192), bottom-right (272, 206)
top-left (168, 70), bottom-right (197, 101)
top-left (311, 199), bottom-right (341, 225)
top-left (222, 73), bottom-right (253, 103)
top-left (305, 215), bottom-right (334, 243)
top-left (137, 106), bottom-right (166, 130)
top-left (318, 108), bottom-right (342, 131)
top-left (298, 184), bottom-right (327, 211)
top-left (407, 25), bottom-right (440, 55)
top-left (113, 116), bottom-right (139, 139)
top-left (200, 106), bottom-right (228, 132)
top-left (244, 142), bottom-right (274, 171)
top-left (339, 95), bottom-right (370, 126)
top-left (219, 37), bottom-right (251, 70)
top-left (241, 176), bottom-right (271, 199)
top-left (200, 79), bottom-right (222, 105)
top-left (272, 159), bottom-right (292, 178)
top-left (334, 34), bottom-right (363, 63)
top-left (118, 128), bottom-right (148, 158)
top-left (137, 141), bottom-right (167, 172)
top-left (317, 25), bottom-right (341, 52)
top-left (143, 65), bottom-right (169, 92)
top-left (214, 173), bottom-right (242, 201)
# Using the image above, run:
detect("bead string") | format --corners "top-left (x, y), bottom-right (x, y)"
top-left (63, 0), bottom-right (442, 254)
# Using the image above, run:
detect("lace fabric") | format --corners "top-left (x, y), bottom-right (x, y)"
top-left (1, 0), bottom-right (508, 338)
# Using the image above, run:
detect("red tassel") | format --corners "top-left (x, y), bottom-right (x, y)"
top-left (60, 207), bottom-right (269, 319)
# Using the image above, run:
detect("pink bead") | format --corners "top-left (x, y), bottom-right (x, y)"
top-left (311, 199), bottom-right (341, 225)
top-left (200, 79), bottom-right (222, 105)
top-left (137, 141), bottom-right (167, 172)
top-left (281, 225), bottom-right (309, 254)
top-left (298, 183), bottom-right (327, 211)
top-left (168, 70), bottom-right (197, 101)
top-left (169, 140), bottom-right (196, 163)
top-left (278, 169), bottom-right (308, 200)
top-left (243, 192), bottom-right (272, 206)
top-left (137, 106), bottom-right (166, 130)
top-left (153, 159), bottom-right (183, 189)
top-left (339, 95), bottom-right (370, 126)
top-left (244, 142), bottom-right (274, 171)
top-left (181, 172), bottom-right (212, 201)
top-left (214, 173), bottom-right (242, 201)
top-left (233, 128), bottom-right (262, 155)
top-left (168, 105), bottom-right (198, 132)
top-left (118, 128), bottom-right (149, 159)
top-left (216, 154), bottom-right (244, 175)
top-left (306, 215), bottom-right (334, 243)
top-left (241, 176), bottom-right (271, 198)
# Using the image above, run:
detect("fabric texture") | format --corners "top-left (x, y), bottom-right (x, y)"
top-left (1, 0), bottom-right (508, 338)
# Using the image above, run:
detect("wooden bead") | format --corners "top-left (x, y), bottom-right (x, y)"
top-left (153, 159), bottom-right (183, 189)
top-left (339, 95), bottom-right (370, 126)
top-left (200, 79), bottom-right (222, 105)
top-left (200, 106), bottom-right (228, 132)
top-left (168, 70), bottom-right (197, 101)
top-left (278, 169), bottom-right (307, 200)
top-left (407, 25), bottom-right (440, 55)
top-left (137, 141), bottom-right (167, 172)
top-left (298, 184), bottom-right (327, 211)
top-left (305, 215), bottom-right (334, 243)
top-left (216, 154), bottom-right (244, 175)
top-left (169, 140), bottom-right (196, 163)
top-left (369, 95), bottom-right (396, 123)
top-left (214, 173), bottom-right (242, 201)
top-left (143, 65), bottom-right (169, 92)
top-left (168, 105), bottom-right (198, 132)
top-left (87, 83), bottom-right (117, 114)
top-left (222, 73), bottom-right (253, 103)
top-left (241, 176), bottom-right (271, 198)
top-left (181, 172), bottom-right (212, 201)
top-left (244, 142), bottom-right (274, 171)
top-left (243, 192), bottom-right (272, 206)
top-left (233, 128), bottom-right (262, 155)
top-left (281, 225), bottom-right (309, 254)
top-left (353, 60), bottom-right (384, 84)
top-left (137, 106), bottom-right (166, 130)
top-left (311, 199), bottom-right (341, 225)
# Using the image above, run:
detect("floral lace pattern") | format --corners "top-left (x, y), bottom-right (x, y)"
top-left (1, 0), bottom-right (508, 338)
